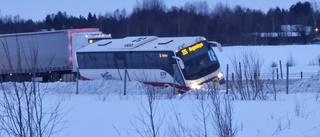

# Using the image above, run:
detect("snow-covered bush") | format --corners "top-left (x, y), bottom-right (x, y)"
top-left (229, 50), bottom-right (266, 100)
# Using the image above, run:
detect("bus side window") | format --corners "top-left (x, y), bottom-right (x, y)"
top-left (106, 53), bottom-right (116, 69)
top-left (208, 49), bottom-right (217, 61)
top-left (131, 52), bottom-right (144, 69)
top-left (77, 53), bottom-right (86, 68)
top-left (157, 52), bottom-right (174, 76)
top-left (125, 52), bottom-right (133, 68)
top-left (85, 53), bottom-right (98, 69)
top-left (95, 53), bottom-right (108, 69)
top-left (115, 52), bottom-right (126, 69)
top-left (158, 54), bottom-right (169, 69)
top-left (143, 53), bottom-right (157, 69)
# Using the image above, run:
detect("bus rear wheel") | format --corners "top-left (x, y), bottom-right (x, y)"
top-left (4, 75), bottom-right (12, 82)
top-left (51, 72), bottom-right (60, 82)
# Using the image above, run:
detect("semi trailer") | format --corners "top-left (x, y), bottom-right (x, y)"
top-left (0, 28), bottom-right (111, 82)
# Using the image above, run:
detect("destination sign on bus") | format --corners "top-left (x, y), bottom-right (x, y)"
top-left (159, 53), bottom-right (168, 58)
top-left (181, 42), bottom-right (204, 55)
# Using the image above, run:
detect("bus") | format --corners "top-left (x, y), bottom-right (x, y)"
top-left (76, 36), bottom-right (224, 92)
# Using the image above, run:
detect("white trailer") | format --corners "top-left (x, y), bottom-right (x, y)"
top-left (0, 28), bottom-right (111, 82)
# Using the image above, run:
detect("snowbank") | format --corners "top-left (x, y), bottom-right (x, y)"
top-left (290, 72), bottom-right (320, 93)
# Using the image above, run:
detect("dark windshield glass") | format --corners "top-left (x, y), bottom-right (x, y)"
top-left (176, 41), bottom-right (220, 80)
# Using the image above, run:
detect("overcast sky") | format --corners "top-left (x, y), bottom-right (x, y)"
top-left (0, 0), bottom-right (311, 21)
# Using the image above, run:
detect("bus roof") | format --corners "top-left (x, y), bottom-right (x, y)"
top-left (77, 36), bottom-right (207, 52)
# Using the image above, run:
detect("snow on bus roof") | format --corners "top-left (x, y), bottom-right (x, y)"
top-left (77, 36), bottom-right (206, 52)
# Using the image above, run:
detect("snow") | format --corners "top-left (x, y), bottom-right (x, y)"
top-left (216, 44), bottom-right (320, 79)
top-left (1, 44), bottom-right (320, 137)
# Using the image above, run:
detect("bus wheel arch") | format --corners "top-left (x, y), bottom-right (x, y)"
top-left (164, 83), bottom-right (171, 88)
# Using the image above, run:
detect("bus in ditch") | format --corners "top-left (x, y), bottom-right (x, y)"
top-left (76, 36), bottom-right (224, 92)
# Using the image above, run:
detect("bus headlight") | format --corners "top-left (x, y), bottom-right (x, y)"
top-left (217, 72), bottom-right (223, 79)
top-left (190, 83), bottom-right (201, 89)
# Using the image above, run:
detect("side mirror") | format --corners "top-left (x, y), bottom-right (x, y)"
top-left (172, 56), bottom-right (185, 69)
top-left (209, 41), bottom-right (223, 52)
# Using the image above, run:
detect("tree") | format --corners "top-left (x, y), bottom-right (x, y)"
top-left (0, 1), bottom-right (318, 45)
top-left (311, 0), bottom-right (320, 36)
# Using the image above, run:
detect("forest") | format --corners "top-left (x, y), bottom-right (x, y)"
top-left (0, 0), bottom-right (319, 45)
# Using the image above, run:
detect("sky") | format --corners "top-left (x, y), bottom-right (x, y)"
top-left (0, 0), bottom-right (312, 21)
top-left (1, 43), bottom-right (319, 137)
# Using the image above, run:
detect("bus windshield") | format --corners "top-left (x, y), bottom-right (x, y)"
top-left (176, 41), bottom-right (220, 80)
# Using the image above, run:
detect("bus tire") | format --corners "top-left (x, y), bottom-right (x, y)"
top-left (13, 75), bottom-right (22, 82)
top-left (5, 75), bottom-right (12, 82)
top-left (51, 72), bottom-right (60, 82)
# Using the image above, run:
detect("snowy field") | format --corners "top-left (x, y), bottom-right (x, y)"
top-left (216, 44), bottom-right (320, 79)
top-left (11, 73), bottom-right (319, 137)
top-left (0, 44), bottom-right (320, 137)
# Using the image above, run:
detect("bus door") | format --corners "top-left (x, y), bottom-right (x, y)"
top-left (172, 61), bottom-right (186, 88)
